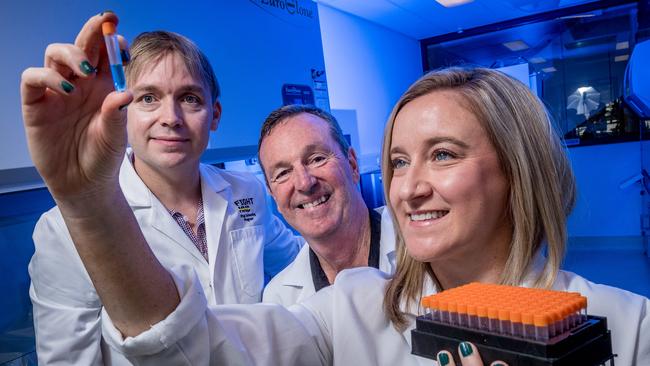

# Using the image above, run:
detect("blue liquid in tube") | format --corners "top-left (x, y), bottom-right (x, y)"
top-left (110, 64), bottom-right (126, 92)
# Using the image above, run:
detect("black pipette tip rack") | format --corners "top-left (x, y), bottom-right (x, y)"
top-left (411, 315), bottom-right (615, 365)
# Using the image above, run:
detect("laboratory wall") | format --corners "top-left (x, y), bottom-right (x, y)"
top-left (567, 140), bottom-right (648, 250)
top-left (318, 4), bottom-right (423, 171)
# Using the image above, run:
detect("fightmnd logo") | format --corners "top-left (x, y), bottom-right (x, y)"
top-left (235, 197), bottom-right (257, 222)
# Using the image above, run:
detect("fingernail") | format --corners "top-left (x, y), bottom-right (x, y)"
top-left (437, 352), bottom-right (450, 366)
top-left (460, 342), bottom-right (473, 357)
top-left (100, 10), bottom-right (114, 16)
top-left (120, 49), bottom-right (131, 65)
top-left (119, 102), bottom-right (131, 111)
top-left (492, 363), bottom-right (506, 366)
top-left (80, 60), bottom-right (96, 75)
top-left (61, 80), bottom-right (74, 93)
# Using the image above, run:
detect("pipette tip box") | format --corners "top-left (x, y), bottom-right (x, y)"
top-left (411, 283), bottom-right (614, 365)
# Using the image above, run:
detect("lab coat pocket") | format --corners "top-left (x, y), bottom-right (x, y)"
top-left (229, 225), bottom-right (265, 300)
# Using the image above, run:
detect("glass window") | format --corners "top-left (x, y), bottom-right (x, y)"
top-left (422, 2), bottom-right (650, 147)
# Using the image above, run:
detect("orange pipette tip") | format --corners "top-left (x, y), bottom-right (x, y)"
top-left (102, 22), bottom-right (116, 36)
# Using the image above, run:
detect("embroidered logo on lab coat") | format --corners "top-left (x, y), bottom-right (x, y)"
top-left (234, 197), bottom-right (257, 222)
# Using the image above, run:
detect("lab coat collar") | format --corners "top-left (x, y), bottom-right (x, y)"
top-left (520, 250), bottom-right (570, 291)
top-left (277, 207), bottom-right (397, 289)
top-left (198, 164), bottom-right (230, 193)
top-left (120, 150), bottom-right (202, 261)
top-left (378, 207), bottom-right (397, 273)
top-left (520, 250), bottom-right (549, 288)
top-left (119, 149), bottom-right (152, 208)
top-left (199, 164), bottom-right (230, 271)
top-left (149, 199), bottom-right (208, 263)
top-left (276, 244), bottom-right (314, 290)
top-left (119, 149), bottom-right (231, 207)
top-left (119, 149), bottom-right (232, 264)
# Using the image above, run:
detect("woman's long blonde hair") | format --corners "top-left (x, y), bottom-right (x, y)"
top-left (382, 68), bottom-right (576, 330)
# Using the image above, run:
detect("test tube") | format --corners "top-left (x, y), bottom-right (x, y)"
top-left (510, 310), bottom-right (523, 337)
top-left (477, 306), bottom-right (489, 331)
top-left (457, 303), bottom-right (468, 327)
top-left (467, 304), bottom-right (477, 328)
top-left (498, 309), bottom-right (511, 335)
top-left (420, 296), bottom-right (430, 316)
top-left (522, 312), bottom-right (535, 340)
top-left (549, 310), bottom-right (560, 338)
top-left (439, 299), bottom-right (449, 324)
top-left (102, 22), bottom-right (126, 92)
top-left (429, 298), bottom-right (440, 321)
top-left (579, 296), bottom-right (588, 323)
top-left (448, 302), bottom-right (458, 326)
top-left (488, 308), bottom-right (499, 333)
top-left (534, 314), bottom-right (550, 341)
top-left (570, 299), bottom-right (580, 327)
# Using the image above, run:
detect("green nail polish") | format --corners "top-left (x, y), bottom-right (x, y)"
top-left (61, 81), bottom-right (74, 93)
top-left (100, 10), bottom-right (114, 16)
top-left (493, 363), bottom-right (506, 366)
top-left (437, 352), bottom-right (450, 365)
top-left (460, 342), bottom-right (473, 357)
top-left (80, 60), bottom-right (95, 75)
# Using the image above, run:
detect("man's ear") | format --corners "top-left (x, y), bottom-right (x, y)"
top-left (210, 100), bottom-right (222, 131)
top-left (347, 147), bottom-right (360, 184)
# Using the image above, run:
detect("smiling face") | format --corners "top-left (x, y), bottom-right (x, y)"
top-left (127, 52), bottom-right (220, 175)
top-left (259, 113), bottom-right (361, 241)
top-left (388, 90), bottom-right (512, 267)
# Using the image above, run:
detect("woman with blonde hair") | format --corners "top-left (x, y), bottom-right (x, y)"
top-left (382, 67), bottom-right (576, 331)
top-left (21, 14), bottom-right (649, 365)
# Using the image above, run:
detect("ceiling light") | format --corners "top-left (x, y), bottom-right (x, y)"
top-left (615, 54), bottom-right (629, 62)
top-left (435, 0), bottom-right (474, 8)
top-left (577, 86), bottom-right (593, 94)
top-left (503, 40), bottom-right (530, 51)
top-left (616, 41), bottom-right (629, 50)
top-left (559, 13), bottom-right (597, 19)
top-left (529, 57), bottom-right (546, 64)
top-left (542, 67), bottom-right (557, 73)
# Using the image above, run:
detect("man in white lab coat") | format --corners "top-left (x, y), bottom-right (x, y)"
top-left (258, 105), bottom-right (396, 306)
top-left (27, 25), bottom-right (302, 365)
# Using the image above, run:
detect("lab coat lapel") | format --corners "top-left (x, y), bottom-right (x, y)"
top-left (199, 165), bottom-right (230, 272)
top-left (281, 245), bottom-right (314, 294)
top-left (149, 200), bottom-right (208, 262)
top-left (521, 251), bottom-right (550, 288)
top-left (120, 150), bottom-right (209, 262)
top-left (378, 207), bottom-right (397, 274)
top-left (119, 152), bottom-right (151, 208)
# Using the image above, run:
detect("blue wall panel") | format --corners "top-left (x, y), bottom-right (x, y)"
top-left (0, 189), bottom-right (54, 334)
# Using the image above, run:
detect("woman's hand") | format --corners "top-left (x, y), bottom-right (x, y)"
top-left (20, 12), bottom-right (132, 209)
top-left (436, 342), bottom-right (508, 366)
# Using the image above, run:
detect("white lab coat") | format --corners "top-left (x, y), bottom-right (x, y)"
top-left (28, 151), bottom-right (303, 366)
top-left (262, 207), bottom-right (397, 306)
top-left (102, 255), bottom-right (650, 366)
